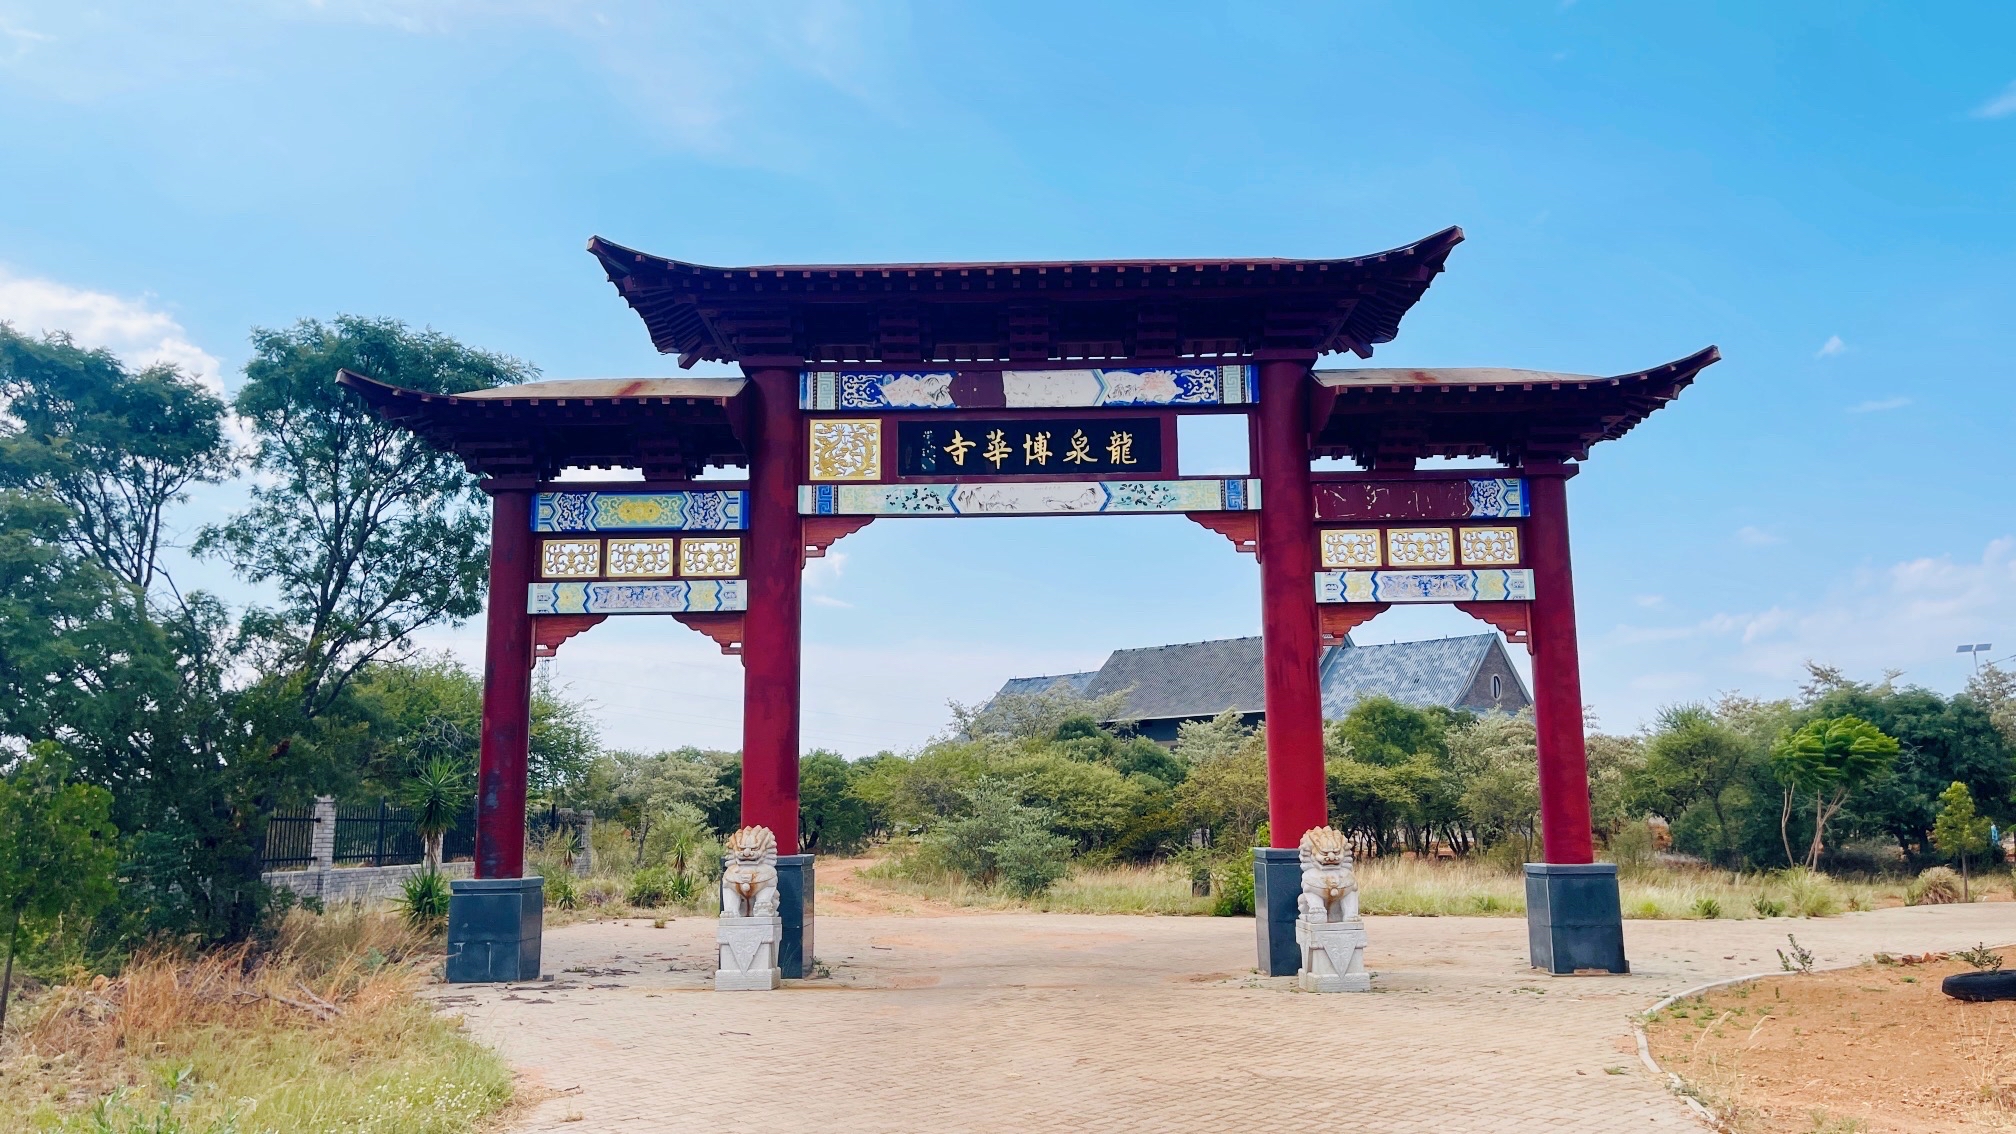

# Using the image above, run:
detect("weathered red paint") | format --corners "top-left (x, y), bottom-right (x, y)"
top-left (476, 485), bottom-right (536, 879)
top-left (1524, 466), bottom-right (1596, 864)
top-left (1255, 358), bottom-right (1329, 849)
top-left (740, 367), bottom-right (804, 854)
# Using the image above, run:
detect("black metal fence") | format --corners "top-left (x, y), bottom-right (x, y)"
top-left (263, 806), bottom-right (318, 868)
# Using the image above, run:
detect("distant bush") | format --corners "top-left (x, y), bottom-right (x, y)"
top-left (1907, 866), bottom-right (1963, 906)
top-left (1752, 895), bottom-right (1787, 918)
top-left (627, 866), bottom-right (674, 908)
top-left (1212, 856), bottom-right (1254, 917)
top-left (1692, 897), bottom-right (1722, 919)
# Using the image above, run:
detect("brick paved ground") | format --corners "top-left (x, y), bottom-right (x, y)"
top-left (436, 902), bottom-right (2015, 1132)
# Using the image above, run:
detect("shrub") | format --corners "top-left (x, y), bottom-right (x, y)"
top-left (579, 879), bottom-right (621, 907)
top-left (397, 869), bottom-right (451, 929)
top-left (1212, 855), bottom-right (1255, 917)
top-left (665, 870), bottom-right (700, 905)
top-left (993, 827), bottom-right (1073, 897)
top-left (1954, 943), bottom-right (2005, 972)
top-left (1692, 897), bottom-right (1723, 919)
top-left (1752, 895), bottom-right (1787, 918)
top-left (1778, 867), bottom-right (1843, 917)
top-left (544, 869), bottom-right (578, 910)
top-left (1907, 866), bottom-right (1963, 906)
top-left (627, 866), bottom-right (674, 908)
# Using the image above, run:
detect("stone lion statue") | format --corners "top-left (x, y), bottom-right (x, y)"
top-left (720, 825), bottom-right (781, 918)
top-left (1298, 826), bottom-right (1359, 922)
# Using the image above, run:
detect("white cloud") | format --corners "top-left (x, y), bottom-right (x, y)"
top-left (0, 267), bottom-right (227, 397)
top-left (1972, 80), bottom-right (2016, 120)
top-left (1815, 334), bottom-right (1847, 358)
top-left (1736, 525), bottom-right (1783, 547)
top-left (1846, 396), bottom-right (1911, 414)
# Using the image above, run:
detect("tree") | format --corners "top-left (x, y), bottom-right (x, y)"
top-left (799, 751), bottom-right (876, 855)
top-left (1445, 712), bottom-right (1539, 859)
top-left (1931, 780), bottom-right (1992, 901)
top-left (0, 326), bottom-right (234, 594)
top-left (1626, 705), bottom-right (1754, 865)
top-left (1175, 719), bottom-right (1270, 847)
top-left (197, 316), bottom-right (533, 721)
top-left (1968, 663), bottom-right (2016, 750)
top-left (1770, 715), bottom-right (1900, 869)
top-left (951, 684), bottom-right (1134, 742)
top-left (0, 746), bottom-right (118, 1030)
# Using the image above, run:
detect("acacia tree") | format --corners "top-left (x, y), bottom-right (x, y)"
top-left (0, 326), bottom-right (234, 595)
top-left (1770, 715), bottom-right (1900, 869)
top-left (198, 316), bottom-right (533, 722)
top-left (1626, 704), bottom-right (1754, 865)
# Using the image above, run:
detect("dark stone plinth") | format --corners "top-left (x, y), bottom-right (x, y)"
top-left (1525, 863), bottom-right (1628, 975)
top-left (1253, 848), bottom-right (1302, 977)
top-left (776, 854), bottom-right (814, 979)
top-left (446, 876), bottom-right (543, 983)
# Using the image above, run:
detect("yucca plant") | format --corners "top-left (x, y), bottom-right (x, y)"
top-left (399, 868), bottom-right (452, 929)
top-left (401, 757), bottom-right (473, 870)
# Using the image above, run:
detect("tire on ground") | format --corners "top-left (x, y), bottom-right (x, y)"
top-left (1941, 970), bottom-right (2016, 1002)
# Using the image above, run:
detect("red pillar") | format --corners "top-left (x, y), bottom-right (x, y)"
top-left (1255, 358), bottom-right (1328, 848)
top-left (475, 483), bottom-right (536, 879)
top-left (1525, 465), bottom-right (1596, 864)
top-left (740, 366), bottom-right (804, 853)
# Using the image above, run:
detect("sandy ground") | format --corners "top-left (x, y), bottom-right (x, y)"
top-left (1647, 951), bottom-right (2016, 1132)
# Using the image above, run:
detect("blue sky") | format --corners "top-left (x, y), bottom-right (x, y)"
top-left (3, 1), bottom-right (2013, 755)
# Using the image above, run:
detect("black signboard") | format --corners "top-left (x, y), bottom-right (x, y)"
top-left (896, 418), bottom-right (1164, 477)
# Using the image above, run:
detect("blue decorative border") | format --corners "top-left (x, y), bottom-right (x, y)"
top-left (1314, 569), bottom-right (1535, 604)
top-left (533, 491), bottom-right (748, 533)
top-left (798, 365), bottom-right (1258, 411)
top-left (1465, 479), bottom-right (1529, 518)
top-left (528, 580), bottom-right (747, 615)
top-left (797, 478), bottom-right (1261, 516)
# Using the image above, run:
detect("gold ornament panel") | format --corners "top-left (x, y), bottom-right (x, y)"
top-left (680, 537), bottom-right (742, 577)
top-left (1459, 526), bottom-right (1521, 565)
top-left (807, 419), bottom-right (883, 482)
top-left (605, 538), bottom-right (677, 578)
top-left (540, 539), bottom-right (601, 578)
top-left (1385, 527), bottom-right (1455, 568)
top-left (1319, 529), bottom-right (1383, 569)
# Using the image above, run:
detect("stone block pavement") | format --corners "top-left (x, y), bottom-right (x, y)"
top-left (431, 903), bottom-right (2016, 1132)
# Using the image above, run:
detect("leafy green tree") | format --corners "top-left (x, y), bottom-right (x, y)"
top-left (930, 779), bottom-right (1069, 893)
top-left (951, 684), bottom-right (1133, 742)
top-left (1445, 712), bottom-right (1539, 858)
top-left (799, 750), bottom-right (876, 854)
top-left (198, 316), bottom-right (533, 721)
top-left (0, 326), bottom-right (234, 593)
top-left (0, 746), bottom-right (118, 1030)
top-left (1174, 717), bottom-right (1269, 847)
top-left (1770, 715), bottom-right (1901, 868)
top-left (1626, 705), bottom-right (1755, 865)
top-left (1931, 780), bottom-right (1992, 901)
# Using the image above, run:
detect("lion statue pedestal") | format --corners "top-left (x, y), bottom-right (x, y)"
top-left (715, 826), bottom-right (783, 992)
top-left (1295, 827), bottom-right (1371, 993)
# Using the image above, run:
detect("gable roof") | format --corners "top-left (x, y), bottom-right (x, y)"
top-left (1080, 637), bottom-right (1272, 721)
top-left (1319, 634), bottom-right (1509, 717)
top-left (991, 632), bottom-right (1526, 724)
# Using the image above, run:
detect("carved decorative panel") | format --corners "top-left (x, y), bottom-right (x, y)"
top-left (1385, 527), bottom-right (1455, 567)
top-left (1319, 529), bottom-right (1382, 569)
top-left (1459, 526), bottom-right (1521, 565)
top-left (605, 538), bottom-right (677, 578)
top-left (680, 537), bottom-right (742, 577)
top-left (540, 539), bottom-right (601, 578)
top-left (807, 419), bottom-right (883, 482)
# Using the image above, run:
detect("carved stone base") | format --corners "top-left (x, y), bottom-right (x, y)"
top-left (1296, 916), bottom-right (1371, 993)
top-left (715, 915), bottom-right (783, 991)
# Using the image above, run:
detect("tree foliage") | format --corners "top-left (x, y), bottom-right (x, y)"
top-left (1771, 715), bottom-right (1900, 869)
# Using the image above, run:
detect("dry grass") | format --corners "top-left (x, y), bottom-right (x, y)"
top-left (0, 905), bottom-right (513, 1133)
top-left (854, 850), bottom-right (1929, 920)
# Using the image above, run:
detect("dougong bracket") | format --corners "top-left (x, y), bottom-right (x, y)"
top-left (1186, 512), bottom-right (1258, 556)
top-left (1318, 603), bottom-right (1389, 646)
top-left (802, 516), bottom-right (874, 564)
top-left (674, 612), bottom-right (746, 657)
top-left (1454, 601), bottom-right (1533, 650)
top-left (531, 614), bottom-right (607, 669)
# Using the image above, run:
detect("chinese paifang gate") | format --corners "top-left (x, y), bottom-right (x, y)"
top-left (343, 226), bottom-right (1719, 983)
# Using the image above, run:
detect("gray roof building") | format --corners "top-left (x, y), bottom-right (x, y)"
top-left (995, 633), bottom-right (1529, 743)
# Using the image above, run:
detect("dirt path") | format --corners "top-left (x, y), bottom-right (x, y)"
top-left (811, 856), bottom-right (976, 917)
top-left (438, 901), bottom-right (2016, 1132)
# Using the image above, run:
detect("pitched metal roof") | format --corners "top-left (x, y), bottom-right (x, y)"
top-left (993, 632), bottom-right (1525, 723)
top-left (1319, 634), bottom-right (1513, 718)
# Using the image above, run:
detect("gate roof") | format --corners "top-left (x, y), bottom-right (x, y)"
top-left (586, 228), bottom-right (1465, 367)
